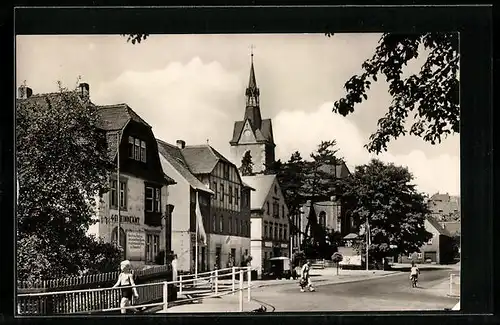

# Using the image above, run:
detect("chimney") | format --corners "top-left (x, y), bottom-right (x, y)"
top-left (176, 140), bottom-right (186, 149)
top-left (79, 83), bottom-right (90, 99)
top-left (18, 85), bottom-right (33, 99)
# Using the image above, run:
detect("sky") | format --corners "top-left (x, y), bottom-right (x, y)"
top-left (16, 34), bottom-right (460, 196)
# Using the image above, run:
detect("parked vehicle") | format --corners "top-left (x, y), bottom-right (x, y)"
top-left (268, 257), bottom-right (295, 280)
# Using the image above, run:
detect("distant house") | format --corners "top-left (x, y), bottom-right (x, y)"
top-left (428, 192), bottom-right (461, 222)
top-left (400, 216), bottom-right (455, 265)
top-left (241, 174), bottom-right (289, 278)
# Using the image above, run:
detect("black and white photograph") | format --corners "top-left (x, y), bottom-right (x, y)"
top-left (15, 31), bottom-right (462, 314)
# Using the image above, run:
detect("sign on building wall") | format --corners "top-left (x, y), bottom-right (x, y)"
top-left (280, 243), bottom-right (288, 248)
top-left (339, 255), bottom-right (362, 266)
top-left (100, 214), bottom-right (140, 225)
top-left (127, 231), bottom-right (146, 261)
top-left (264, 241), bottom-right (272, 247)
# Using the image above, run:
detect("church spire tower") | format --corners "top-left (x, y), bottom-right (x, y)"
top-left (244, 49), bottom-right (262, 130)
top-left (229, 48), bottom-right (276, 173)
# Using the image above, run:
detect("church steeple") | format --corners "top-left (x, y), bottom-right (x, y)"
top-left (244, 49), bottom-right (262, 129)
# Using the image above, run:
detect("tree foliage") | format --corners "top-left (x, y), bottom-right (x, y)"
top-left (239, 150), bottom-right (254, 176)
top-left (338, 159), bottom-right (433, 262)
top-left (122, 34), bottom-right (149, 44)
top-left (332, 33), bottom-right (459, 153)
top-left (16, 83), bottom-right (120, 282)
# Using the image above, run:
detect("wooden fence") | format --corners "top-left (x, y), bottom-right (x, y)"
top-left (17, 265), bottom-right (174, 315)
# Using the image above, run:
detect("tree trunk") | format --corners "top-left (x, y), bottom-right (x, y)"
top-left (336, 262), bottom-right (339, 275)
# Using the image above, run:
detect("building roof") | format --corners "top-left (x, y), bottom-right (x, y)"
top-left (181, 144), bottom-right (234, 174)
top-left (241, 174), bottom-right (277, 210)
top-left (426, 216), bottom-right (452, 237)
top-left (439, 221), bottom-right (461, 236)
top-left (156, 139), bottom-right (213, 194)
top-left (230, 118), bottom-right (274, 145)
top-left (96, 103), bottom-right (151, 131)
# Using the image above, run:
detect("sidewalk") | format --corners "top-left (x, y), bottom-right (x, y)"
top-left (157, 294), bottom-right (261, 313)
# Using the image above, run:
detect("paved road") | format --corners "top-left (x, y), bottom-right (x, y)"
top-left (250, 269), bottom-right (459, 312)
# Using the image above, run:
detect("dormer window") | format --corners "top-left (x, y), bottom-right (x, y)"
top-left (128, 136), bottom-right (147, 162)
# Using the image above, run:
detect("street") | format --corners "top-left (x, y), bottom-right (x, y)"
top-left (249, 269), bottom-right (459, 312)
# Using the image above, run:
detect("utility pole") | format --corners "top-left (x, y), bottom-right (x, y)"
top-left (164, 204), bottom-right (170, 266)
top-left (117, 131), bottom-right (121, 256)
top-left (365, 218), bottom-right (370, 271)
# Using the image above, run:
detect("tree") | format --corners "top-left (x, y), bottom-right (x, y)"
top-left (332, 252), bottom-right (343, 275)
top-left (337, 159), bottom-right (433, 265)
top-left (239, 150), bottom-right (254, 176)
top-left (122, 34), bottom-right (149, 44)
top-left (16, 82), bottom-right (120, 282)
top-left (331, 33), bottom-right (459, 154)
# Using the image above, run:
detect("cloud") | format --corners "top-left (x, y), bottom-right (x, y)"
top-left (274, 103), bottom-right (460, 196)
top-left (92, 56), bottom-right (459, 197)
top-left (92, 57), bottom-right (244, 157)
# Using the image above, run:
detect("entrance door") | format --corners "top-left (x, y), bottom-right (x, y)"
top-left (273, 246), bottom-right (281, 257)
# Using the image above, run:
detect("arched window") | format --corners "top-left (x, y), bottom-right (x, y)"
top-left (111, 226), bottom-right (126, 259)
top-left (319, 211), bottom-right (327, 229)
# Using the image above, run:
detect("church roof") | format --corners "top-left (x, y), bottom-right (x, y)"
top-left (248, 58), bottom-right (258, 90)
top-left (230, 118), bottom-right (274, 145)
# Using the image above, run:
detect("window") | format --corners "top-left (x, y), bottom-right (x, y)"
top-left (110, 179), bottom-right (127, 209)
top-left (140, 140), bottom-right (147, 162)
top-left (274, 185), bottom-right (277, 194)
top-left (223, 164), bottom-right (230, 179)
top-left (284, 225), bottom-right (287, 240)
top-left (274, 224), bottom-right (278, 239)
top-left (212, 215), bottom-right (216, 233)
top-left (427, 238), bottom-right (433, 245)
top-left (128, 136), bottom-right (147, 162)
top-left (229, 217), bottom-right (233, 233)
top-left (266, 202), bottom-right (270, 214)
top-left (235, 187), bottom-right (240, 206)
top-left (240, 219), bottom-right (243, 235)
top-left (417, 252), bottom-right (423, 259)
top-left (220, 184), bottom-right (224, 202)
top-left (219, 216), bottom-right (224, 232)
top-left (146, 233), bottom-right (160, 263)
top-left (279, 224), bottom-right (282, 240)
top-left (128, 136), bottom-right (134, 158)
top-left (273, 202), bottom-right (279, 218)
top-left (213, 181), bottom-right (218, 200)
top-left (145, 186), bottom-right (161, 212)
top-left (229, 186), bottom-right (233, 204)
top-left (282, 205), bottom-right (285, 219)
top-left (264, 222), bottom-right (268, 239)
top-left (134, 138), bottom-right (140, 160)
top-left (408, 253), bottom-right (413, 259)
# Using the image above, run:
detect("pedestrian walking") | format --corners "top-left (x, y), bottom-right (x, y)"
top-left (171, 254), bottom-right (178, 284)
top-left (299, 260), bottom-right (315, 292)
top-left (113, 260), bottom-right (139, 314)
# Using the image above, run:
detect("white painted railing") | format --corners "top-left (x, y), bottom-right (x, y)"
top-left (18, 266), bottom-right (254, 314)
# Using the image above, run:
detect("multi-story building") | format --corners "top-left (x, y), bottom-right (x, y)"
top-left (19, 84), bottom-right (177, 268)
top-left (157, 139), bottom-right (254, 272)
top-left (241, 174), bottom-right (289, 278)
top-left (156, 139), bottom-right (214, 272)
top-left (229, 53), bottom-right (275, 173)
